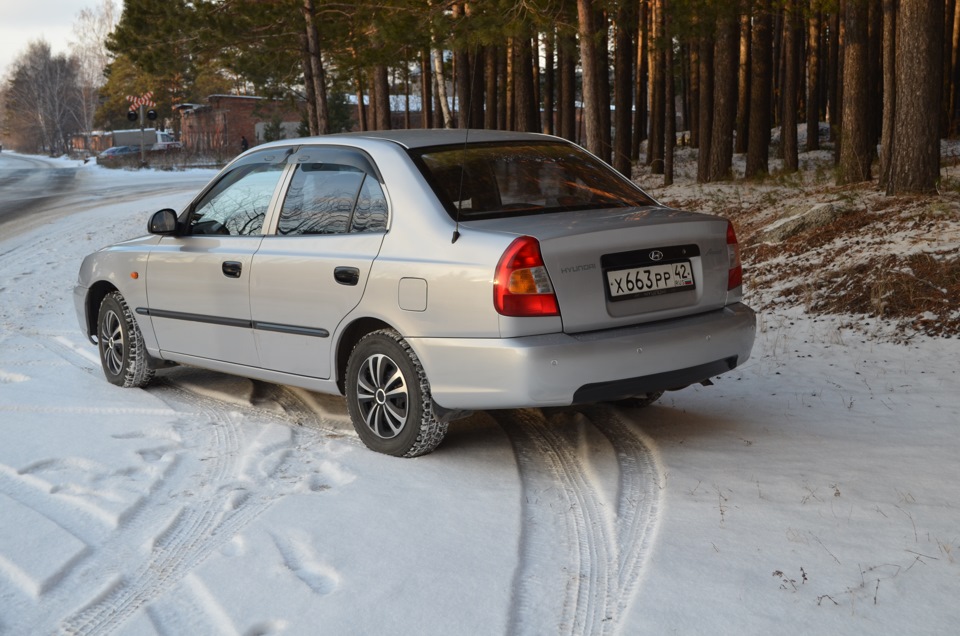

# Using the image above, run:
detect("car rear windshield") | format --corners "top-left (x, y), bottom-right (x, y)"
top-left (410, 141), bottom-right (656, 220)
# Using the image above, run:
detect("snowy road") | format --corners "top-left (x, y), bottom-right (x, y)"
top-left (1, 157), bottom-right (957, 635)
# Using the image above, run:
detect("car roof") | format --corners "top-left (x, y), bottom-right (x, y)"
top-left (279, 129), bottom-right (563, 151)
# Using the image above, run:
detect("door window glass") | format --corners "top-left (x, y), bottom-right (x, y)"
top-left (188, 162), bottom-right (286, 236)
top-left (351, 176), bottom-right (388, 233)
top-left (277, 163), bottom-right (387, 236)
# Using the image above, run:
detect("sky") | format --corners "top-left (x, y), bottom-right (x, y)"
top-left (0, 0), bottom-right (91, 77)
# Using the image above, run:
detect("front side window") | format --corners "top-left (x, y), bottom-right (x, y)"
top-left (188, 162), bottom-right (286, 236)
top-left (411, 141), bottom-right (656, 220)
top-left (277, 163), bottom-right (388, 236)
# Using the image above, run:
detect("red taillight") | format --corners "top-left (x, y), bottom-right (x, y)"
top-left (494, 236), bottom-right (560, 317)
top-left (727, 221), bottom-right (743, 290)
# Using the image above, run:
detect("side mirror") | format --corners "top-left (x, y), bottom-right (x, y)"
top-left (148, 208), bottom-right (179, 235)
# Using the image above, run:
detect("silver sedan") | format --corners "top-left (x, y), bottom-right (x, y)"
top-left (75, 130), bottom-right (756, 457)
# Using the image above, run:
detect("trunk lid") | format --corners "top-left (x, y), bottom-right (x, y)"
top-left (466, 206), bottom-right (734, 334)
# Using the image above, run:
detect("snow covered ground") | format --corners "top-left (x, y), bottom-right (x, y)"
top-left (0, 153), bottom-right (957, 635)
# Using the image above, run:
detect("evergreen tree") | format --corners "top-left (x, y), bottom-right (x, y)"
top-left (838, 0), bottom-right (872, 184)
top-left (888, 0), bottom-right (944, 194)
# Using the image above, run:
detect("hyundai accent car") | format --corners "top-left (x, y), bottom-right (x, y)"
top-left (75, 130), bottom-right (756, 457)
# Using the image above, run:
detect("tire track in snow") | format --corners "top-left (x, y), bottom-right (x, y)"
top-left (583, 404), bottom-right (665, 624)
top-left (0, 331), bottom-right (355, 633)
top-left (497, 404), bottom-right (664, 635)
top-left (55, 390), bottom-right (252, 636)
top-left (26, 380), bottom-right (336, 636)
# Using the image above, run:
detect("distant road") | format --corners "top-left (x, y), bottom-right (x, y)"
top-left (0, 153), bottom-right (82, 237)
top-left (0, 152), bottom-right (213, 241)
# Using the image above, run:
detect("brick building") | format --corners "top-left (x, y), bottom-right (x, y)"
top-left (176, 95), bottom-right (305, 155)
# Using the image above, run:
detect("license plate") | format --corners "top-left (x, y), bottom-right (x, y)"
top-left (607, 261), bottom-right (695, 299)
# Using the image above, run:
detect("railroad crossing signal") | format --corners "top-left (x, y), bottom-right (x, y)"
top-left (126, 92), bottom-right (156, 123)
top-left (124, 92), bottom-right (157, 166)
top-left (126, 91), bottom-right (155, 109)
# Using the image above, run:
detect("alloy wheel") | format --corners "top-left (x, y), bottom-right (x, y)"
top-left (355, 352), bottom-right (409, 439)
top-left (99, 308), bottom-right (125, 376)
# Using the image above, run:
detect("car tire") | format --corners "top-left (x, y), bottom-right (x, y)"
top-left (616, 391), bottom-right (664, 409)
top-left (97, 291), bottom-right (155, 388)
top-left (345, 329), bottom-right (447, 457)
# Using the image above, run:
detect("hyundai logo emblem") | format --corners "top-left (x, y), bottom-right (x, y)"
top-left (649, 250), bottom-right (664, 261)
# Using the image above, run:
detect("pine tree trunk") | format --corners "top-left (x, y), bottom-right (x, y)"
top-left (878, 0), bottom-right (896, 188)
top-left (664, 0), bottom-right (676, 186)
top-left (782, 0), bottom-right (800, 172)
top-left (942, 0), bottom-right (955, 135)
top-left (868, 0), bottom-right (883, 148)
top-left (302, 0), bottom-right (329, 135)
top-left (772, 8), bottom-right (784, 127)
top-left (735, 11), bottom-right (751, 154)
top-left (696, 32), bottom-right (714, 182)
top-left (455, 47), bottom-right (470, 128)
top-left (681, 43), bottom-right (692, 134)
top-left (838, 0), bottom-right (871, 183)
top-left (515, 37), bottom-right (538, 132)
top-left (613, 3), bottom-right (635, 177)
top-left (531, 35), bottom-right (542, 131)
top-left (834, 6), bottom-right (846, 164)
top-left (355, 73), bottom-right (367, 132)
top-left (473, 46), bottom-right (486, 128)
top-left (498, 44), bottom-right (508, 130)
top-left (433, 49), bottom-right (454, 128)
top-left (888, 0), bottom-right (943, 193)
top-left (948, 0), bottom-right (960, 136)
top-left (485, 46), bottom-right (498, 130)
top-left (690, 37), bottom-right (700, 147)
top-left (505, 39), bottom-right (515, 130)
top-left (806, 4), bottom-right (822, 151)
top-left (374, 65), bottom-right (391, 130)
top-left (828, 9), bottom-right (841, 142)
top-left (597, 13), bottom-right (613, 162)
top-left (632, 1), bottom-right (649, 159)
top-left (746, 0), bottom-right (773, 177)
top-left (648, 0), bottom-right (665, 173)
top-left (300, 33), bottom-right (318, 136)
top-left (403, 67), bottom-right (411, 129)
top-left (543, 31), bottom-right (555, 135)
top-left (708, 13), bottom-right (739, 181)
top-left (577, 0), bottom-right (604, 156)
top-left (421, 49), bottom-right (433, 129)
top-left (559, 32), bottom-right (577, 141)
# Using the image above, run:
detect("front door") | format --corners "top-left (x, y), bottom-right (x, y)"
top-left (146, 158), bottom-right (288, 367)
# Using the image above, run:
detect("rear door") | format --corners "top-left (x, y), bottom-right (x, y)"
top-left (249, 147), bottom-right (388, 379)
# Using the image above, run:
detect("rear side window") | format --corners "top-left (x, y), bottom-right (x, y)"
top-left (351, 176), bottom-right (388, 233)
top-left (411, 141), bottom-right (655, 220)
top-left (277, 163), bottom-right (388, 236)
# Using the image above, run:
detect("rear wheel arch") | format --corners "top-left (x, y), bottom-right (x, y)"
top-left (344, 328), bottom-right (447, 457)
top-left (335, 317), bottom-right (392, 394)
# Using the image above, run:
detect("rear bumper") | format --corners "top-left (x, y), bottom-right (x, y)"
top-left (408, 302), bottom-right (757, 410)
